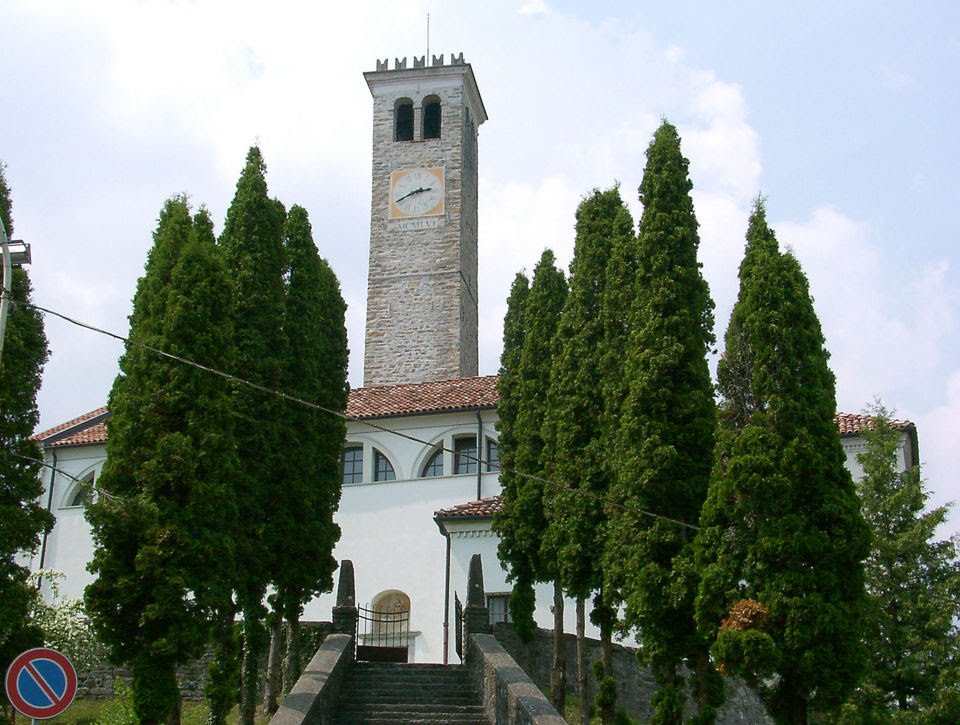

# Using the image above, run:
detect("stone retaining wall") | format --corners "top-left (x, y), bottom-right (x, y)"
top-left (491, 623), bottom-right (772, 724)
top-left (76, 621), bottom-right (332, 701)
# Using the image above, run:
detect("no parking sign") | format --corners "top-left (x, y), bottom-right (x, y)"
top-left (4, 648), bottom-right (77, 720)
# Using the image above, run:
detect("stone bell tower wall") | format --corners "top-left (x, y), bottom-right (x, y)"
top-left (363, 55), bottom-right (486, 387)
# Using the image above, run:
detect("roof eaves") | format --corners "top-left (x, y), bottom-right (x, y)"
top-left (36, 409), bottom-right (111, 446)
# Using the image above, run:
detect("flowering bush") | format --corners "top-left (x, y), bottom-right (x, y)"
top-left (27, 570), bottom-right (100, 671)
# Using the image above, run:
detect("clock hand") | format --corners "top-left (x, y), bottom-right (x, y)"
top-left (395, 186), bottom-right (432, 203)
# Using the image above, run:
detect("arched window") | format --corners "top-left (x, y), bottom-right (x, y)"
top-left (65, 470), bottom-right (95, 508)
top-left (486, 438), bottom-right (500, 472)
top-left (454, 436), bottom-right (478, 475)
top-left (374, 450), bottom-right (396, 481)
top-left (422, 97), bottom-right (441, 139)
top-left (421, 447), bottom-right (443, 477)
top-left (395, 99), bottom-right (414, 141)
top-left (342, 446), bottom-right (363, 484)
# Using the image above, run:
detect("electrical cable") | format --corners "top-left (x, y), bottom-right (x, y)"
top-left (21, 298), bottom-right (700, 532)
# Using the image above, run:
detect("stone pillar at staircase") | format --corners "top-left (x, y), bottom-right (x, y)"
top-left (332, 560), bottom-right (358, 635)
top-left (463, 553), bottom-right (490, 659)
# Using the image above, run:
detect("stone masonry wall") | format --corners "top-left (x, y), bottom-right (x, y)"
top-left (364, 63), bottom-right (480, 387)
top-left (492, 623), bottom-right (773, 724)
top-left (75, 622), bottom-right (332, 701)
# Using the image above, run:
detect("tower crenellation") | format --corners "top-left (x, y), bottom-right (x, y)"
top-left (363, 54), bottom-right (487, 387)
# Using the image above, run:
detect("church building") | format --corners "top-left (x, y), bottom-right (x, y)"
top-left (28, 55), bottom-right (920, 666)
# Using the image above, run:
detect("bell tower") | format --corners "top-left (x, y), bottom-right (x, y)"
top-left (363, 54), bottom-right (487, 387)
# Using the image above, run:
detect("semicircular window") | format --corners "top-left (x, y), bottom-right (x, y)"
top-left (66, 471), bottom-right (95, 507)
top-left (374, 450), bottom-right (396, 482)
top-left (421, 448), bottom-right (443, 477)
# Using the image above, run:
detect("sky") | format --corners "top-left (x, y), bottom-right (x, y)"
top-left (2, 1), bottom-right (958, 530)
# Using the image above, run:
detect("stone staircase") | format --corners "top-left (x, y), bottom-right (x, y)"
top-left (331, 661), bottom-right (488, 724)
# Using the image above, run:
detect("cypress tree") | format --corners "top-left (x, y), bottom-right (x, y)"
top-left (261, 205), bottom-right (348, 711)
top-left (541, 187), bottom-right (634, 724)
top-left (218, 147), bottom-right (287, 725)
top-left (695, 199), bottom-right (870, 724)
top-left (604, 121), bottom-right (718, 724)
top-left (493, 272), bottom-right (534, 637)
top-left (844, 403), bottom-right (960, 718)
top-left (0, 163), bottom-right (51, 720)
top-left (85, 197), bottom-right (238, 725)
top-left (494, 249), bottom-right (567, 707)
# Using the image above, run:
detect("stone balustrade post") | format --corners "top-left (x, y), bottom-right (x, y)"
top-left (331, 560), bottom-right (358, 635)
top-left (463, 554), bottom-right (490, 662)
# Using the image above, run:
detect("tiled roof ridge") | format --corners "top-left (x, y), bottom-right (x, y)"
top-left (435, 495), bottom-right (503, 520)
top-left (35, 381), bottom-right (914, 447)
top-left (835, 411), bottom-right (914, 436)
top-left (347, 374), bottom-right (499, 419)
top-left (33, 406), bottom-right (108, 442)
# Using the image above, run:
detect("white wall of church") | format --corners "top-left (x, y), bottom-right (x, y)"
top-left (32, 410), bottom-right (908, 665)
top-left (301, 409), bottom-right (500, 663)
top-left (35, 410), bottom-right (502, 664)
top-left (27, 444), bottom-right (103, 601)
top-left (841, 432), bottom-right (912, 483)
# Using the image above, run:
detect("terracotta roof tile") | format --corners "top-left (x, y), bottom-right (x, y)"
top-left (35, 380), bottom-right (915, 455)
top-left (346, 375), bottom-right (498, 419)
top-left (835, 412), bottom-right (913, 436)
top-left (48, 421), bottom-right (107, 447)
top-left (34, 407), bottom-right (107, 441)
top-left (435, 495), bottom-right (503, 520)
top-left (34, 407), bottom-right (109, 448)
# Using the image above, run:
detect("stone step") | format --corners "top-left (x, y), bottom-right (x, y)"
top-left (339, 692), bottom-right (477, 706)
top-left (332, 711), bottom-right (487, 723)
top-left (331, 714), bottom-right (490, 725)
top-left (332, 661), bottom-right (487, 724)
top-left (336, 702), bottom-right (485, 714)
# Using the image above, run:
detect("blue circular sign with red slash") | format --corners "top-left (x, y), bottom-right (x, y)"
top-left (4, 648), bottom-right (77, 720)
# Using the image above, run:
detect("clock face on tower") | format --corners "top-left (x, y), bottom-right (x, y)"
top-left (389, 167), bottom-right (445, 219)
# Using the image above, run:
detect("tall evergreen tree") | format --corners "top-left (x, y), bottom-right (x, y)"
top-left (541, 187), bottom-right (634, 724)
top-left (494, 250), bottom-right (567, 708)
top-left (261, 205), bottom-right (348, 712)
top-left (85, 197), bottom-right (238, 725)
top-left (695, 200), bottom-right (870, 724)
top-left (218, 147), bottom-right (287, 725)
top-left (844, 403), bottom-right (960, 718)
top-left (0, 163), bottom-right (51, 722)
top-left (604, 121), bottom-right (718, 724)
top-left (493, 272), bottom-right (534, 637)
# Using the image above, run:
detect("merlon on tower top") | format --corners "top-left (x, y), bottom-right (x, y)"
top-left (375, 53), bottom-right (467, 72)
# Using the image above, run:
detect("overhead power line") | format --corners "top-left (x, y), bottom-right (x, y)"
top-left (22, 298), bottom-right (700, 532)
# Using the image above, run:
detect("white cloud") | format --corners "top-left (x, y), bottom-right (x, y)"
top-left (777, 207), bottom-right (957, 415)
top-left (518, 0), bottom-right (549, 17)
top-left (478, 174), bottom-right (582, 374)
top-left (916, 371), bottom-right (960, 534)
top-left (880, 67), bottom-right (917, 91)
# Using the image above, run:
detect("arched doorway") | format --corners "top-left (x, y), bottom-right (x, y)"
top-left (357, 589), bottom-right (411, 662)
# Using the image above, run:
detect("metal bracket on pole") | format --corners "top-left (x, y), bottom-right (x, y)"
top-left (0, 219), bottom-right (31, 366)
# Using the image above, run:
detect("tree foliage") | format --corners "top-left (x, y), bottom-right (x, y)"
top-left (695, 199), bottom-right (870, 724)
top-left (846, 403), bottom-right (960, 718)
top-left (0, 162), bottom-right (51, 720)
top-left (218, 147), bottom-right (287, 724)
top-left (542, 187), bottom-right (634, 602)
top-left (541, 188), bottom-right (634, 722)
top-left (263, 205), bottom-right (348, 707)
top-left (494, 251), bottom-right (566, 641)
top-left (493, 272), bottom-right (534, 638)
top-left (603, 121), bottom-right (717, 723)
top-left (85, 197), bottom-right (238, 725)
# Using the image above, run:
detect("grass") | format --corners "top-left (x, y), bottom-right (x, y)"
top-left (12, 700), bottom-right (271, 725)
